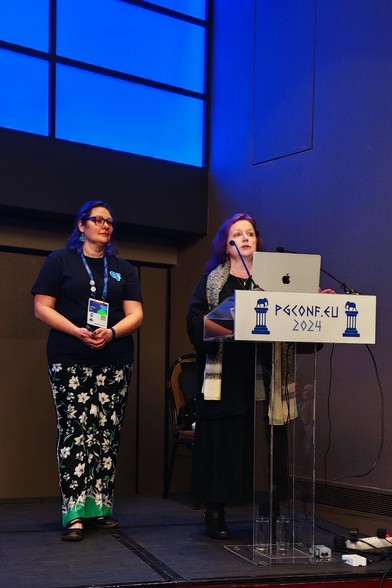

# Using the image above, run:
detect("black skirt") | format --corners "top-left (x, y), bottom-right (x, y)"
top-left (191, 339), bottom-right (256, 505)
top-left (192, 411), bottom-right (254, 504)
top-left (191, 339), bottom-right (288, 506)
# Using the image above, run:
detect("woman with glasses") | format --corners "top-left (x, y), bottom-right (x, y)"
top-left (32, 200), bottom-right (143, 542)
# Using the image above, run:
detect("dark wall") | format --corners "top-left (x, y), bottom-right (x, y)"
top-left (0, 128), bottom-right (208, 240)
top-left (176, 0), bottom-right (392, 494)
top-left (0, 249), bottom-right (194, 500)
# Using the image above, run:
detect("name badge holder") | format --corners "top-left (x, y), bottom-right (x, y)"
top-left (80, 250), bottom-right (110, 330)
top-left (87, 298), bottom-right (109, 329)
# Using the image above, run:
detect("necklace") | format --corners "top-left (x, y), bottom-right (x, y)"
top-left (235, 276), bottom-right (250, 289)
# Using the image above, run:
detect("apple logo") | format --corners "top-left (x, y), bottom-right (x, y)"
top-left (282, 273), bottom-right (290, 285)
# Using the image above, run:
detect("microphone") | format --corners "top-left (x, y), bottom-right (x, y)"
top-left (229, 240), bottom-right (263, 290)
top-left (276, 246), bottom-right (361, 295)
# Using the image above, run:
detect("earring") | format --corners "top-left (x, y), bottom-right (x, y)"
top-left (79, 233), bottom-right (85, 243)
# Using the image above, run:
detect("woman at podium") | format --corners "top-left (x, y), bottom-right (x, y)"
top-left (186, 212), bottom-right (287, 539)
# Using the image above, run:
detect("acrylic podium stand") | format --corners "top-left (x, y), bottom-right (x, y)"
top-left (204, 290), bottom-right (376, 566)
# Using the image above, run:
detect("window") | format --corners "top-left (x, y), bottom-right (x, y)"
top-left (0, 0), bottom-right (208, 167)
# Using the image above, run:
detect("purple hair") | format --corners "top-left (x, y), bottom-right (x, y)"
top-left (205, 212), bottom-right (263, 273)
top-left (67, 200), bottom-right (117, 255)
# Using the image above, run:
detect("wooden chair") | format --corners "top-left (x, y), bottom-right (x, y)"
top-left (163, 353), bottom-right (197, 502)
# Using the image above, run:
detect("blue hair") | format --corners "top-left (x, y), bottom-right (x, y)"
top-left (67, 200), bottom-right (117, 255)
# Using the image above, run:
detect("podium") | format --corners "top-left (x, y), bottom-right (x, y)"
top-left (204, 290), bottom-right (376, 565)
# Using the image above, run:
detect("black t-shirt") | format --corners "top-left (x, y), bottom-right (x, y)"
top-left (31, 248), bottom-right (143, 364)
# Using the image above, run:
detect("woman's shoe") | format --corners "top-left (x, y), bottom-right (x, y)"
top-left (62, 519), bottom-right (84, 542)
top-left (204, 509), bottom-right (231, 540)
top-left (86, 516), bottom-right (119, 529)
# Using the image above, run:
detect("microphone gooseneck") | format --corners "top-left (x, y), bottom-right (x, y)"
top-left (229, 240), bottom-right (263, 290)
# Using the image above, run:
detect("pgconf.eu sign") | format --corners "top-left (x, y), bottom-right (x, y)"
top-left (234, 291), bottom-right (376, 344)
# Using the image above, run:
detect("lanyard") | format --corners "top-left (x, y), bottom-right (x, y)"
top-left (80, 250), bottom-right (109, 301)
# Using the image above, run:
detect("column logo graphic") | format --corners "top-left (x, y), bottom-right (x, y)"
top-left (343, 301), bottom-right (360, 338)
top-left (252, 297), bottom-right (270, 335)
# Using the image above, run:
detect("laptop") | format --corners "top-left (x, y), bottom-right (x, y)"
top-left (252, 251), bottom-right (321, 293)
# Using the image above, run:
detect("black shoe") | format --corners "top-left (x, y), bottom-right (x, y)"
top-left (85, 517), bottom-right (119, 529)
top-left (62, 519), bottom-right (84, 542)
top-left (204, 509), bottom-right (231, 540)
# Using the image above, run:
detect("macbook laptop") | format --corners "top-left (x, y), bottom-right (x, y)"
top-left (252, 251), bottom-right (321, 293)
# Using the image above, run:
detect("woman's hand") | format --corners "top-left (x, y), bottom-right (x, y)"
top-left (319, 287), bottom-right (336, 294)
top-left (87, 327), bottom-right (115, 349)
top-left (79, 327), bottom-right (98, 347)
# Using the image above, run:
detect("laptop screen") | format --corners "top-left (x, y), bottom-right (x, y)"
top-left (252, 252), bottom-right (321, 293)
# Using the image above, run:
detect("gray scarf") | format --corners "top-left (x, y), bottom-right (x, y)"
top-left (202, 261), bottom-right (298, 424)
top-left (201, 262), bottom-right (230, 400)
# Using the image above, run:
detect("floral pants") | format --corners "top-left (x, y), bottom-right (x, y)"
top-left (48, 362), bottom-right (131, 527)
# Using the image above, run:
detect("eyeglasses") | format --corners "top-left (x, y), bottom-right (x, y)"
top-left (86, 215), bottom-right (114, 227)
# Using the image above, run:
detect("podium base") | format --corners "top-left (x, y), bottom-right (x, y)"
top-left (224, 543), bottom-right (319, 566)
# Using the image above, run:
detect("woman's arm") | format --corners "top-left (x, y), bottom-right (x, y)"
top-left (34, 294), bottom-right (95, 344)
top-left (93, 300), bottom-right (143, 346)
top-left (112, 300), bottom-right (143, 337)
top-left (186, 275), bottom-right (219, 356)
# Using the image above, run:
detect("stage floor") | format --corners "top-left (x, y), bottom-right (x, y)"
top-left (1, 494), bottom-right (391, 588)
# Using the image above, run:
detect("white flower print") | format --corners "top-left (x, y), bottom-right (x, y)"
top-left (102, 439), bottom-right (111, 453)
top-left (96, 374), bottom-right (106, 386)
top-left (51, 364), bottom-right (62, 373)
top-left (60, 446), bottom-right (71, 459)
top-left (74, 434), bottom-right (85, 446)
top-left (90, 404), bottom-right (99, 416)
top-left (96, 479), bottom-right (103, 490)
top-left (75, 491), bottom-right (87, 505)
top-left (79, 412), bottom-right (87, 425)
top-left (67, 405), bottom-right (77, 419)
top-left (67, 497), bottom-right (76, 510)
top-left (95, 493), bottom-right (104, 508)
top-left (103, 456), bottom-right (113, 470)
top-left (114, 369), bottom-right (124, 382)
top-left (98, 392), bottom-right (110, 405)
top-left (77, 392), bottom-right (90, 404)
top-left (83, 367), bottom-right (93, 377)
top-left (74, 463), bottom-right (85, 478)
top-left (99, 412), bottom-right (107, 426)
top-left (69, 375), bottom-right (80, 390)
top-left (111, 411), bottom-right (119, 426)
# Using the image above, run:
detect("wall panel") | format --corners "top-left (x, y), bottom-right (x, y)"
top-left (0, 251), bottom-right (171, 500)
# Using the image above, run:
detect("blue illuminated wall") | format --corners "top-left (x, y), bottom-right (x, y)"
top-left (200, 0), bottom-right (392, 497)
